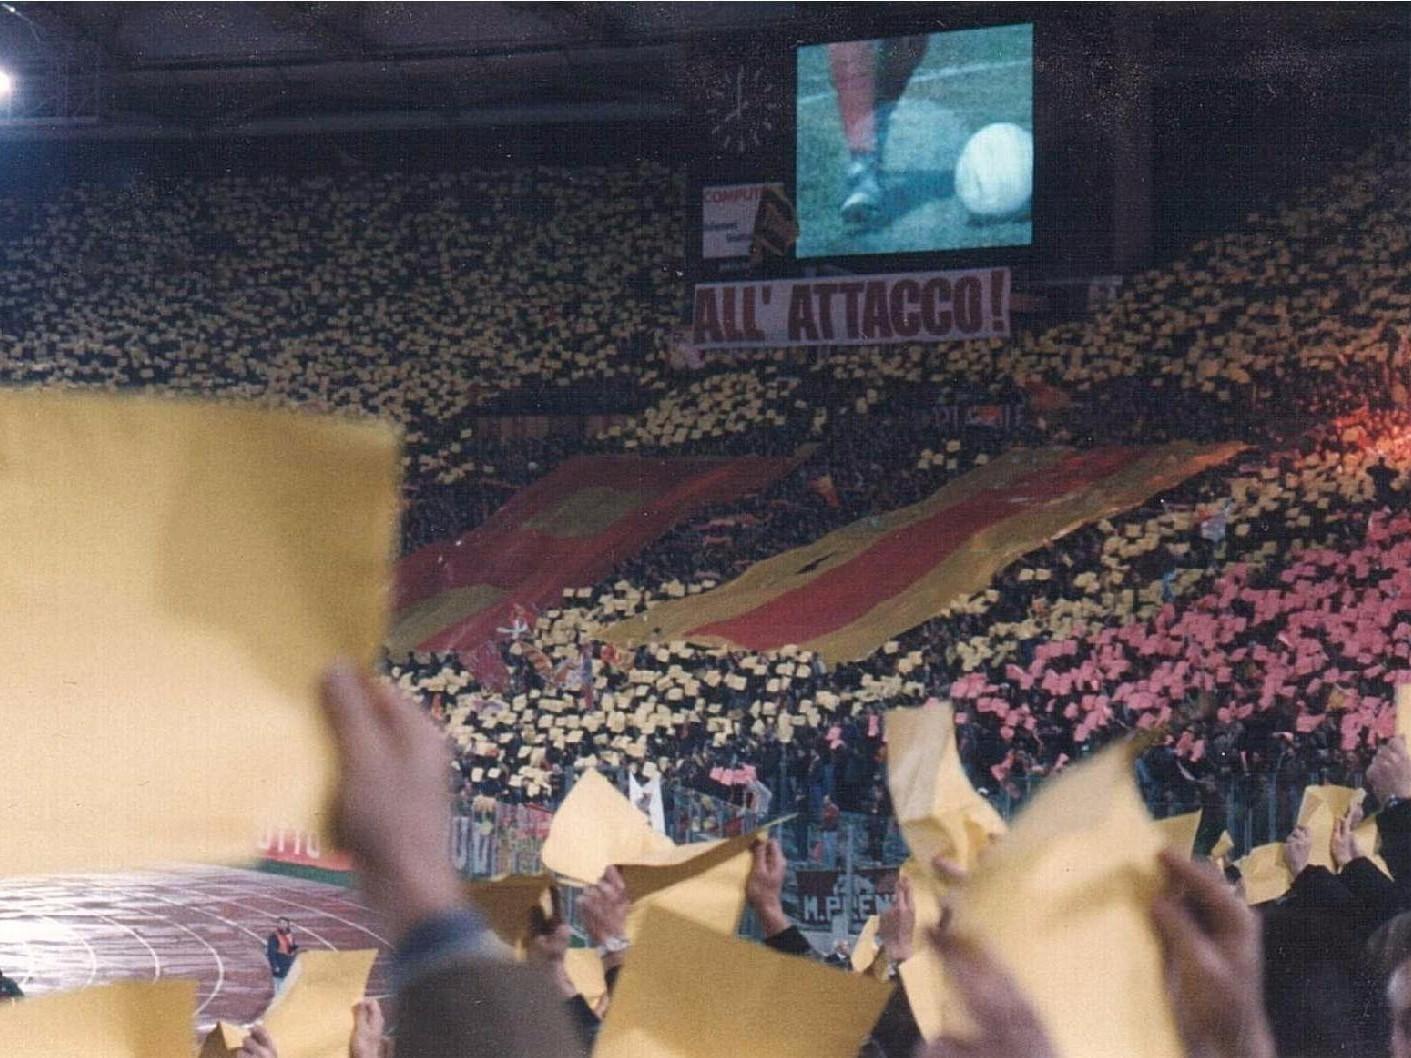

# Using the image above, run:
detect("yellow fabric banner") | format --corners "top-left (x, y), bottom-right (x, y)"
top-left (601, 443), bottom-right (1242, 664)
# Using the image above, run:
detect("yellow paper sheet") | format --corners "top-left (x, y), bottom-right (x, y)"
top-left (1297, 785), bottom-right (1364, 870)
top-left (543, 770), bottom-right (780, 938)
top-left (621, 832), bottom-right (759, 943)
top-left (945, 743), bottom-right (1184, 1058)
top-left (198, 1021), bottom-right (246, 1058)
top-left (885, 700), bottom-right (1006, 871)
top-left (260, 949), bottom-right (378, 1058)
top-left (1398, 684), bottom-right (1411, 742)
top-left (0, 979), bottom-right (196, 1058)
top-left (594, 907), bottom-right (893, 1058)
top-left (564, 947), bottom-right (609, 1008)
top-left (0, 390), bottom-right (400, 875)
top-left (850, 915), bottom-right (881, 974)
top-left (1210, 830), bottom-right (1235, 864)
top-left (1235, 843), bottom-right (1294, 905)
top-left (1153, 810), bottom-right (1202, 858)
top-left (541, 771), bottom-right (675, 883)
top-left (894, 857), bottom-right (955, 1040)
top-left (464, 873), bottom-right (554, 951)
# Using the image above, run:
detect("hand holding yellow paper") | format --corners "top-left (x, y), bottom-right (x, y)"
top-left (540, 771), bottom-right (675, 884)
top-left (885, 700), bottom-right (1007, 872)
top-left (1296, 785), bottom-right (1364, 870)
top-left (0, 390), bottom-right (400, 876)
top-left (543, 769), bottom-right (781, 941)
top-left (944, 743), bottom-right (1185, 1058)
top-left (594, 908), bottom-right (892, 1058)
top-left (1234, 843), bottom-right (1294, 905)
top-left (261, 949), bottom-right (379, 1058)
top-left (464, 873), bottom-right (555, 952)
top-left (0, 979), bottom-right (196, 1058)
top-left (198, 1021), bottom-right (246, 1058)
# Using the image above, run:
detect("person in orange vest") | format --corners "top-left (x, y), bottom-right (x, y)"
top-left (266, 917), bottom-right (300, 993)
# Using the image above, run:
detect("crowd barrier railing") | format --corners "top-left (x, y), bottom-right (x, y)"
top-left (449, 766), bottom-right (1358, 939)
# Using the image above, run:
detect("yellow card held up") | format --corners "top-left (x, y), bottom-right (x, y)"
top-left (464, 873), bottom-right (555, 952)
top-left (198, 1021), bottom-right (246, 1058)
top-left (886, 700), bottom-right (1006, 870)
top-left (1153, 810), bottom-right (1202, 858)
top-left (594, 908), bottom-right (892, 1058)
top-left (564, 947), bottom-right (609, 1009)
top-left (946, 742), bottom-right (1184, 1058)
top-left (0, 390), bottom-right (400, 876)
top-left (850, 914), bottom-right (881, 975)
top-left (1398, 684), bottom-right (1411, 742)
top-left (1296, 785), bottom-right (1364, 870)
top-left (1235, 843), bottom-right (1294, 905)
top-left (619, 828), bottom-right (765, 942)
top-left (262, 949), bottom-right (379, 1058)
top-left (0, 979), bottom-right (196, 1058)
top-left (541, 771), bottom-right (675, 883)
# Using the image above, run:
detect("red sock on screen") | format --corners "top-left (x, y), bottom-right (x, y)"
top-left (827, 40), bottom-right (877, 155)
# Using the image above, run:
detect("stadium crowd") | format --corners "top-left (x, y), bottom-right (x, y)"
top-left (223, 659), bottom-right (1411, 1058)
top-left (8, 106), bottom-right (1411, 1058)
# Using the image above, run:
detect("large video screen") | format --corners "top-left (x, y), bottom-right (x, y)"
top-left (796, 23), bottom-right (1033, 258)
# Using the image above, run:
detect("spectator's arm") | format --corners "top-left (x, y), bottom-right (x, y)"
top-left (320, 662), bottom-right (584, 1058)
top-left (745, 838), bottom-right (792, 939)
top-left (1152, 849), bottom-right (1276, 1058)
top-left (1368, 737), bottom-right (1411, 885)
top-left (761, 925), bottom-right (813, 957)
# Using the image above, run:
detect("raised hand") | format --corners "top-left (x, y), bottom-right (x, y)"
top-left (1283, 824), bottom-right (1311, 877)
top-left (237, 1024), bottom-right (278, 1058)
top-left (348, 998), bottom-right (385, 1058)
top-left (745, 838), bottom-right (791, 938)
top-left (876, 873), bottom-right (915, 965)
top-left (1152, 848), bottom-right (1276, 1058)
top-left (580, 866), bottom-right (631, 969)
top-left (1331, 807), bottom-right (1365, 871)
top-left (1369, 736), bottom-right (1411, 805)
top-left (319, 661), bottom-right (464, 945)
top-left (919, 931), bottom-right (1054, 1058)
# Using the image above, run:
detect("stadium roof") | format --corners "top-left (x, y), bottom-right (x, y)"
top-left (0, 2), bottom-right (803, 137)
top-left (0, 3), bottom-right (1404, 139)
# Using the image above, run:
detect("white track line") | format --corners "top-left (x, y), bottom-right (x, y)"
top-left (0, 914), bottom-right (42, 988)
top-left (123, 902), bottom-right (228, 1016)
top-left (237, 889), bottom-right (393, 950)
top-left (37, 912), bottom-right (99, 989)
top-left (208, 888), bottom-right (392, 1001)
top-left (798, 59), bottom-right (1030, 107)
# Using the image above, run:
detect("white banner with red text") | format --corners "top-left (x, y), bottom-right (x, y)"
top-left (691, 267), bottom-right (1011, 349)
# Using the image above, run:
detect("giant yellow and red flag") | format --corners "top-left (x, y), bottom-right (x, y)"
top-left (389, 455), bottom-right (792, 655)
top-left (603, 443), bottom-right (1242, 664)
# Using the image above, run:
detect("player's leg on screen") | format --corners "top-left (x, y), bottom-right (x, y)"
top-left (873, 35), bottom-right (929, 160)
top-left (829, 36), bottom-right (929, 226)
top-left (827, 40), bottom-right (882, 226)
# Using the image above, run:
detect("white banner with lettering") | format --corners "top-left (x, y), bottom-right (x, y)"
top-left (691, 267), bottom-right (1011, 349)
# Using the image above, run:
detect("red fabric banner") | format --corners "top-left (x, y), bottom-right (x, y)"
top-left (391, 455), bottom-right (792, 654)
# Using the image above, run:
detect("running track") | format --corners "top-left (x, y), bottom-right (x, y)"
top-left (0, 866), bottom-right (393, 1031)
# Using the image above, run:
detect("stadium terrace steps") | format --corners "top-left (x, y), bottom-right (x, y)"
top-left (389, 454), bottom-right (793, 655)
